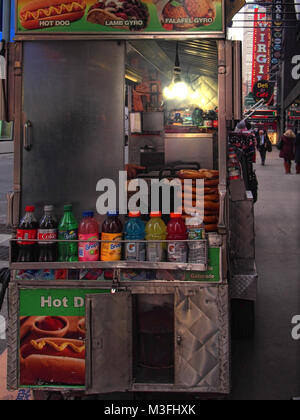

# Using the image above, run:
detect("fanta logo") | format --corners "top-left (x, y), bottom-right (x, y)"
top-left (110, 243), bottom-right (121, 250)
top-left (85, 243), bottom-right (98, 251)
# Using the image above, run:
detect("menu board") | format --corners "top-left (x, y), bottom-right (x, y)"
top-left (16, 0), bottom-right (224, 36)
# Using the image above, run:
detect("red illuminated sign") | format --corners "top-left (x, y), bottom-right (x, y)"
top-left (251, 9), bottom-right (272, 90)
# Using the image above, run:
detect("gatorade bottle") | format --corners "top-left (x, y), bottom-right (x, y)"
top-left (124, 211), bottom-right (145, 261)
top-left (167, 213), bottom-right (188, 263)
top-left (101, 211), bottom-right (123, 261)
top-left (78, 211), bottom-right (99, 262)
top-left (185, 213), bottom-right (207, 264)
top-left (58, 204), bottom-right (78, 262)
top-left (145, 211), bottom-right (167, 262)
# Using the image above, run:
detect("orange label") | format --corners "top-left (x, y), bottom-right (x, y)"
top-left (101, 232), bottom-right (122, 261)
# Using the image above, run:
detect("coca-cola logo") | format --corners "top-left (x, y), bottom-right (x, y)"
top-left (38, 232), bottom-right (57, 241)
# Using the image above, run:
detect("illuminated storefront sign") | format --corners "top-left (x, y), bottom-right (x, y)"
top-left (251, 8), bottom-right (271, 89)
top-left (270, 0), bottom-right (283, 66)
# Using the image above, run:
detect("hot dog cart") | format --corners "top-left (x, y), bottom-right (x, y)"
top-left (3, 0), bottom-right (257, 397)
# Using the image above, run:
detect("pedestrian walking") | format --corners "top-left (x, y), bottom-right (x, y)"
top-left (295, 129), bottom-right (300, 174)
top-left (279, 129), bottom-right (296, 174)
top-left (256, 129), bottom-right (271, 166)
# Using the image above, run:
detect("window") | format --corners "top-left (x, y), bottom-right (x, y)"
top-left (0, 121), bottom-right (13, 141)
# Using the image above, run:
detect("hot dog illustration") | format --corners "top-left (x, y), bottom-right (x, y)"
top-left (20, 337), bottom-right (85, 385)
top-left (19, 0), bottom-right (87, 30)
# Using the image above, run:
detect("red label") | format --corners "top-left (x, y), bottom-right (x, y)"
top-left (17, 229), bottom-right (37, 245)
top-left (38, 229), bottom-right (57, 244)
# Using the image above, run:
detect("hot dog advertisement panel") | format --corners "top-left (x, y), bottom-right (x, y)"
top-left (18, 288), bottom-right (108, 388)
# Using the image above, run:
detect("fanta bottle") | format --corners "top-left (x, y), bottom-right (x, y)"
top-left (101, 211), bottom-right (123, 261)
top-left (78, 211), bottom-right (99, 261)
top-left (125, 211), bottom-right (145, 261)
top-left (167, 213), bottom-right (188, 263)
top-left (145, 211), bottom-right (167, 262)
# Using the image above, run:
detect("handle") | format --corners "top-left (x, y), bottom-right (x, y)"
top-left (23, 120), bottom-right (32, 151)
top-left (218, 185), bottom-right (227, 234)
top-left (6, 191), bottom-right (14, 227)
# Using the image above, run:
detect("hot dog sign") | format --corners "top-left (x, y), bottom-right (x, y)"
top-left (19, 288), bottom-right (107, 387)
top-left (16, 0), bottom-right (224, 35)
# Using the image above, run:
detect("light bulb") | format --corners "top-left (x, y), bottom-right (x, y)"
top-left (163, 86), bottom-right (175, 99)
top-left (172, 81), bottom-right (188, 100)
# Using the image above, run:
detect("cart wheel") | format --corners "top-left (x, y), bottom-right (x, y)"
top-left (231, 299), bottom-right (255, 339)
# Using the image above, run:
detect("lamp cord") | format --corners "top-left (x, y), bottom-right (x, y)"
top-left (175, 41), bottom-right (180, 68)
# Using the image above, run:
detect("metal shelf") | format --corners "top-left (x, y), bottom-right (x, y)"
top-left (10, 261), bottom-right (208, 271)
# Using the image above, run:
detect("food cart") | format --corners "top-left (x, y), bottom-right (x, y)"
top-left (3, 0), bottom-right (257, 398)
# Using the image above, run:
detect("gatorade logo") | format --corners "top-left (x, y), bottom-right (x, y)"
top-left (127, 243), bottom-right (136, 253)
top-left (168, 244), bottom-right (176, 254)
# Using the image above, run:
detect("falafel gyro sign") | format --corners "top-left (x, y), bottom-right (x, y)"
top-left (16, 0), bottom-right (224, 35)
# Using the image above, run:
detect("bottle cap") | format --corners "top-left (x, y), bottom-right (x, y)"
top-left (150, 211), bottom-right (162, 218)
top-left (83, 211), bottom-right (94, 218)
top-left (129, 211), bottom-right (141, 217)
top-left (170, 213), bottom-right (182, 219)
top-left (25, 206), bottom-right (35, 212)
top-left (107, 210), bottom-right (119, 217)
top-left (64, 204), bottom-right (72, 212)
top-left (44, 205), bottom-right (54, 212)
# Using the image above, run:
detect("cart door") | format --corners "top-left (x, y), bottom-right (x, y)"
top-left (85, 292), bottom-right (132, 394)
top-left (174, 286), bottom-right (230, 393)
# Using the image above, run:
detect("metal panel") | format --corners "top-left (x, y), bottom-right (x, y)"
top-left (230, 259), bottom-right (258, 301)
top-left (165, 133), bottom-right (215, 169)
top-left (21, 41), bottom-right (125, 219)
top-left (233, 41), bottom-right (242, 121)
top-left (6, 282), bottom-right (19, 391)
top-left (174, 285), bottom-right (230, 393)
top-left (85, 292), bottom-right (132, 394)
top-left (229, 198), bottom-right (255, 260)
top-left (225, 40), bottom-right (233, 122)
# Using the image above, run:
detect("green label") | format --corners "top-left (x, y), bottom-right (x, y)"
top-left (184, 247), bottom-right (220, 282)
top-left (19, 288), bottom-right (109, 316)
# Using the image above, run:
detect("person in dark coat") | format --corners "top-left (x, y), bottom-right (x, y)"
top-left (295, 129), bottom-right (300, 174)
top-left (279, 129), bottom-right (296, 174)
top-left (256, 129), bottom-right (270, 165)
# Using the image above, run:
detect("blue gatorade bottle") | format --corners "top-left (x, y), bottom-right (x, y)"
top-left (125, 211), bottom-right (145, 261)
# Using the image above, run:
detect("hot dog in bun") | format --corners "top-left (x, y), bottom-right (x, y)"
top-left (19, 0), bottom-right (87, 30)
top-left (20, 337), bottom-right (85, 385)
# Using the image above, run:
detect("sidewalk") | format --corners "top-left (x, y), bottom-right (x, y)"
top-left (230, 150), bottom-right (300, 400)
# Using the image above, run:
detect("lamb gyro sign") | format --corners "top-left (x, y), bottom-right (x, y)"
top-left (15, 0), bottom-right (224, 36)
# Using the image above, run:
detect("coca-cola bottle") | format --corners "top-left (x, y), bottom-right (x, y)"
top-left (17, 206), bottom-right (38, 262)
top-left (38, 205), bottom-right (58, 262)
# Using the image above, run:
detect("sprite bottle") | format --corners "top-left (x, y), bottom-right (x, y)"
top-left (58, 204), bottom-right (78, 262)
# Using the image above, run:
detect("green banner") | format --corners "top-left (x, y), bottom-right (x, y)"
top-left (184, 247), bottom-right (220, 282)
top-left (20, 288), bottom-right (109, 316)
top-left (16, 0), bottom-right (223, 34)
